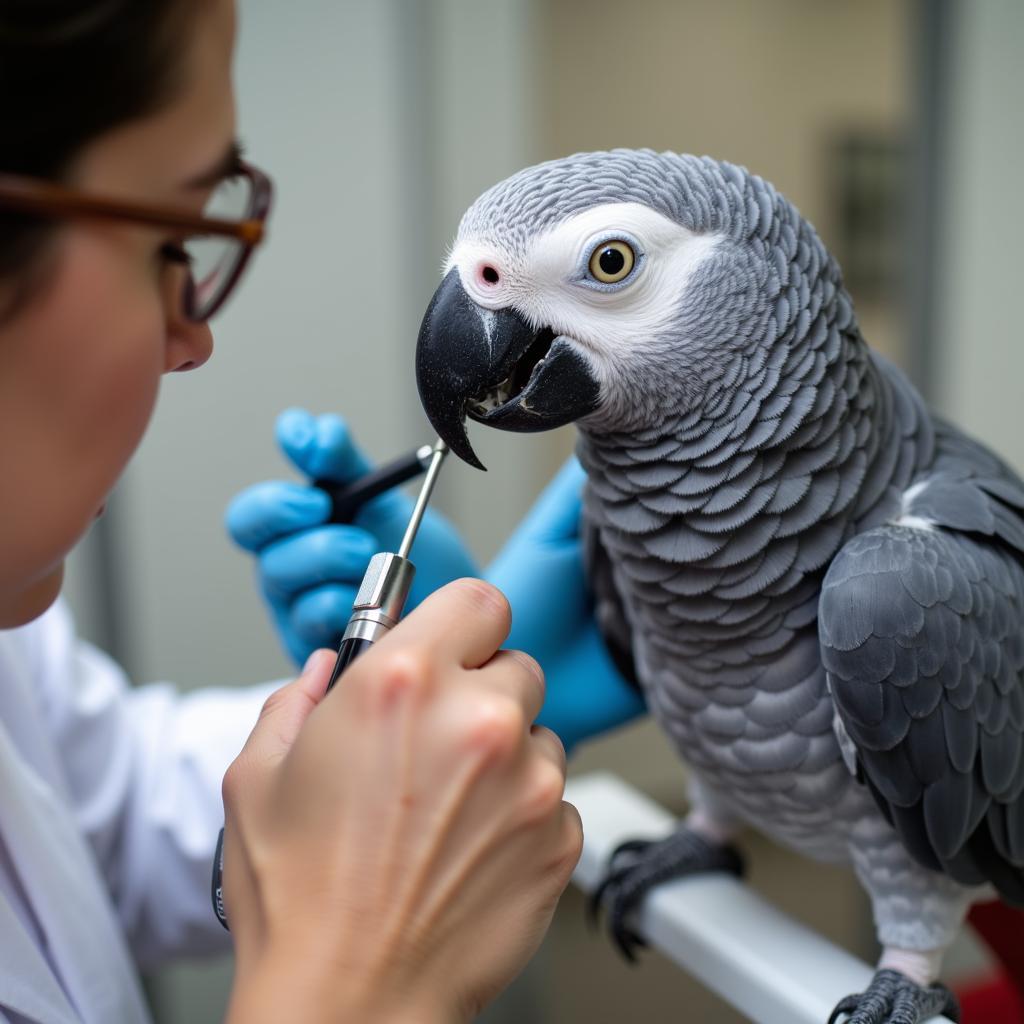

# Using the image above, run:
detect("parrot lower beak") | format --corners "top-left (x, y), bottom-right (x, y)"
top-left (415, 268), bottom-right (601, 469)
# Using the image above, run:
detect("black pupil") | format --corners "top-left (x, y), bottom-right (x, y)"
top-left (599, 247), bottom-right (626, 276)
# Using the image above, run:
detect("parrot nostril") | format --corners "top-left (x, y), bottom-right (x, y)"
top-left (481, 265), bottom-right (500, 285)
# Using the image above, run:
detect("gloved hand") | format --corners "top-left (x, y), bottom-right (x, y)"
top-left (227, 408), bottom-right (479, 666)
top-left (487, 457), bottom-right (646, 751)
top-left (230, 413), bottom-right (645, 751)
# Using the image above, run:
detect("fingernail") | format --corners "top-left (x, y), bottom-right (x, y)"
top-left (509, 649), bottom-right (545, 684)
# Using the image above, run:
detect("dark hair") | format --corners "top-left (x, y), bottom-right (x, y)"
top-left (0, 0), bottom-right (200, 293)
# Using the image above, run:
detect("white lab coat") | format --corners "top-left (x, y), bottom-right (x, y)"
top-left (0, 600), bottom-right (274, 1023)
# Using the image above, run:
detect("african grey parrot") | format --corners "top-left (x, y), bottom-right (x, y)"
top-left (413, 149), bottom-right (1024, 1024)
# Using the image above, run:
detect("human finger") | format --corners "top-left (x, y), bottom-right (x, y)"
top-left (528, 724), bottom-right (568, 777)
top-left (226, 481), bottom-right (330, 552)
top-left (473, 649), bottom-right (546, 726)
top-left (277, 408), bottom-right (373, 483)
top-left (377, 577), bottom-right (512, 670)
top-left (259, 525), bottom-right (377, 598)
top-left (234, 649), bottom-right (336, 766)
top-left (557, 800), bottom-right (585, 873)
top-left (288, 584), bottom-right (356, 649)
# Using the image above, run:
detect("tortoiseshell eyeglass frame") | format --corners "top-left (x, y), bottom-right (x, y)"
top-left (0, 161), bottom-right (273, 321)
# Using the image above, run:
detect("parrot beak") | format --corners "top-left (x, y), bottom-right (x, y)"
top-left (415, 268), bottom-right (601, 469)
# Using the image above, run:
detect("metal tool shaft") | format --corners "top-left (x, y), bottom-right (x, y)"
top-left (399, 440), bottom-right (449, 558)
top-left (325, 438), bottom-right (449, 693)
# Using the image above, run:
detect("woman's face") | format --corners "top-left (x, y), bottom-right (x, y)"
top-left (0, 0), bottom-right (238, 627)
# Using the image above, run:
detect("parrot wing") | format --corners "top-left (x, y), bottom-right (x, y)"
top-left (819, 426), bottom-right (1024, 902)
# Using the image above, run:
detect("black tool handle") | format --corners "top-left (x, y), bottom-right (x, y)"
top-left (316, 448), bottom-right (428, 524)
top-left (326, 636), bottom-right (375, 691)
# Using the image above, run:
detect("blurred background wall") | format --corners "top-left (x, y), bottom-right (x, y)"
top-left (60, 0), bottom-right (1023, 1020)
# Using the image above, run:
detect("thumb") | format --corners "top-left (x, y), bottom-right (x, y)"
top-left (276, 408), bottom-right (373, 484)
top-left (242, 649), bottom-right (336, 766)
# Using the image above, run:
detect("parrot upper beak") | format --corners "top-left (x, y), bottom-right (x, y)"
top-left (415, 268), bottom-right (601, 469)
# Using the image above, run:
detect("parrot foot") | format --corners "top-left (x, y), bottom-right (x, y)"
top-left (587, 826), bottom-right (744, 962)
top-left (827, 969), bottom-right (960, 1024)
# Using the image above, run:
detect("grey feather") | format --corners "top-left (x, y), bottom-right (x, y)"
top-left (821, 520), bottom-right (1024, 899)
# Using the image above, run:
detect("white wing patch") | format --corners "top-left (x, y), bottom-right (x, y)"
top-left (830, 695), bottom-right (860, 777)
top-left (893, 479), bottom-right (937, 532)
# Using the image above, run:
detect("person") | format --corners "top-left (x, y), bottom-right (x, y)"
top-left (0, 2), bottom-right (643, 1023)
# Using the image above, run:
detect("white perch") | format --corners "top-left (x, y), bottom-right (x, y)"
top-left (565, 773), bottom-right (956, 1024)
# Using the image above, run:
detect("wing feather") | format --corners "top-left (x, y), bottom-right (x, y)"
top-left (820, 457), bottom-right (1024, 903)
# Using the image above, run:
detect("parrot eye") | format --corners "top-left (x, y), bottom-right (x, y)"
top-left (588, 240), bottom-right (636, 284)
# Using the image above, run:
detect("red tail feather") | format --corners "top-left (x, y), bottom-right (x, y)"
top-left (959, 901), bottom-right (1024, 1024)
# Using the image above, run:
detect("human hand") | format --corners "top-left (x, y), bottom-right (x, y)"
top-left (221, 578), bottom-right (583, 1024)
top-left (486, 458), bottom-right (646, 753)
top-left (227, 408), bottom-right (479, 666)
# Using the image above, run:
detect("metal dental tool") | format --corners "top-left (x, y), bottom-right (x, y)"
top-left (325, 438), bottom-right (449, 689)
top-left (212, 438), bottom-right (450, 931)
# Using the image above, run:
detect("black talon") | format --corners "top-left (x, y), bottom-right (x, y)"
top-left (610, 921), bottom-right (645, 963)
top-left (587, 826), bottom-right (745, 964)
top-left (609, 837), bottom-right (652, 860)
top-left (828, 995), bottom-right (859, 1024)
top-left (588, 835), bottom-right (659, 930)
top-left (827, 969), bottom-right (961, 1024)
top-left (587, 871), bottom-right (618, 930)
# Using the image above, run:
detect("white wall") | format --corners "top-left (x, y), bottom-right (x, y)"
top-left (108, 0), bottom-right (418, 687)
top-left (934, 0), bottom-right (1024, 474)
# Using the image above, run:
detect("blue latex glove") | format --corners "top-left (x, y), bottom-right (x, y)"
top-left (487, 457), bottom-right (647, 751)
top-left (227, 408), bottom-right (479, 665)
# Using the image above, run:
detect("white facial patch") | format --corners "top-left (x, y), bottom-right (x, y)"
top-left (448, 203), bottom-right (725, 395)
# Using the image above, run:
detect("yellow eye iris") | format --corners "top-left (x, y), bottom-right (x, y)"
top-left (588, 240), bottom-right (636, 284)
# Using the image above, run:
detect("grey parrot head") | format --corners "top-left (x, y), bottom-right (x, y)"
top-left (416, 149), bottom-right (846, 468)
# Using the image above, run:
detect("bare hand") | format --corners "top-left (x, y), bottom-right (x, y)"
top-left (221, 578), bottom-right (583, 1024)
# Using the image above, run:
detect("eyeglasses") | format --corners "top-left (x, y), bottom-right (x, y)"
top-left (0, 161), bottom-right (273, 321)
